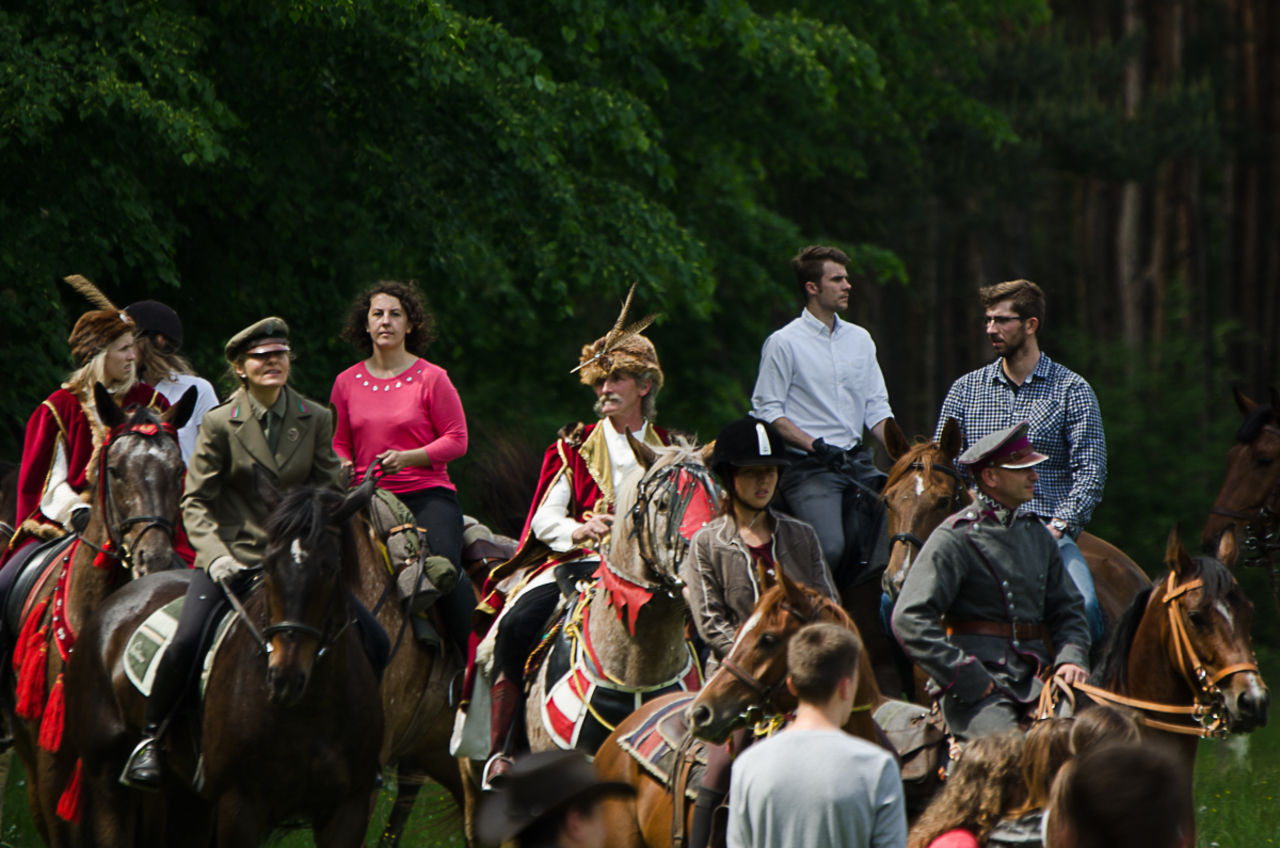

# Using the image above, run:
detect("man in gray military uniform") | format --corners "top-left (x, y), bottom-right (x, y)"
top-left (890, 421), bottom-right (1091, 739)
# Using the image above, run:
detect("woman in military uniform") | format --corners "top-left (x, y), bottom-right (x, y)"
top-left (121, 317), bottom-right (390, 789)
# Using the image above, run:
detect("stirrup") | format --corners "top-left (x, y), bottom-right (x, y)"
top-left (119, 736), bottom-right (163, 792)
top-left (481, 753), bottom-right (514, 791)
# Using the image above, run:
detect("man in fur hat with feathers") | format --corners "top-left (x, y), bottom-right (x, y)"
top-left (469, 285), bottom-right (673, 788)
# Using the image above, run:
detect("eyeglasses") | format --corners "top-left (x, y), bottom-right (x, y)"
top-left (985, 315), bottom-right (1024, 328)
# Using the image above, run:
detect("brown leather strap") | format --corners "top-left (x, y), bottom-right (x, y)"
top-left (670, 739), bottom-right (699, 848)
top-left (943, 618), bottom-right (1047, 642)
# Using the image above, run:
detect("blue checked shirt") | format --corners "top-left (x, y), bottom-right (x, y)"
top-left (935, 353), bottom-right (1106, 530)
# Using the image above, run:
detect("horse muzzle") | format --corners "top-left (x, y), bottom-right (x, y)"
top-left (267, 660), bottom-right (312, 706)
top-left (1226, 674), bottom-right (1270, 732)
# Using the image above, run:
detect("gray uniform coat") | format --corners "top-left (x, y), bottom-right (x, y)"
top-left (890, 500), bottom-right (1090, 735)
top-left (182, 385), bottom-right (343, 571)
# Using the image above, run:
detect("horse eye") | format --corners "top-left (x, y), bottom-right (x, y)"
top-left (935, 496), bottom-right (950, 510)
top-left (1188, 610), bottom-right (1207, 627)
top-left (758, 632), bottom-right (779, 649)
top-left (1257, 456), bottom-right (1275, 470)
top-left (108, 466), bottom-right (123, 480)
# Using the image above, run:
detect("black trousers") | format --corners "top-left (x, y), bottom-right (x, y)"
top-left (397, 487), bottom-right (475, 657)
top-left (492, 583), bottom-right (561, 685)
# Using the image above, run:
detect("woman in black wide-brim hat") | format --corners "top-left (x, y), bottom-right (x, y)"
top-left (678, 415), bottom-right (841, 848)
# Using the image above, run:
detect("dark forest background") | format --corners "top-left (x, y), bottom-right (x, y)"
top-left (3, 0), bottom-right (1277, 631)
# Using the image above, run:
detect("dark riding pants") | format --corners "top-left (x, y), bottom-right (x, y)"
top-left (493, 582), bottom-right (562, 685)
top-left (398, 487), bottom-right (475, 658)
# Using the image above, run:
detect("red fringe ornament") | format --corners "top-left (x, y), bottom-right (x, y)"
top-left (56, 759), bottom-right (84, 824)
top-left (38, 673), bottom-right (66, 751)
top-left (14, 598), bottom-right (51, 720)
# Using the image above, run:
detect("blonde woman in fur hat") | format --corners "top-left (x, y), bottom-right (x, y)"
top-left (1, 277), bottom-right (167, 571)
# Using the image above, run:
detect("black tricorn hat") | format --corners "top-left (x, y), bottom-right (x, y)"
top-left (477, 750), bottom-right (635, 846)
top-left (710, 416), bottom-right (790, 480)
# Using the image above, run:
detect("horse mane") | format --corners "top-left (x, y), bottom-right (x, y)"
top-left (1090, 556), bottom-right (1236, 692)
top-left (757, 581), bottom-right (854, 630)
top-left (264, 486), bottom-right (346, 557)
top-left (1237, 404), bottom-right (1276, 444)
top-left (882, 440), bottom-right (944, 496)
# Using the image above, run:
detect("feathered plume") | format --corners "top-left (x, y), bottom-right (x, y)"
top-left (570, 282), bottom-right (660, 374)
top-left (63, 275), bottom-right (119, 312)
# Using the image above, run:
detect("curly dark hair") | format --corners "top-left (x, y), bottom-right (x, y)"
top-left (341, 280), bottom-right (438, 356)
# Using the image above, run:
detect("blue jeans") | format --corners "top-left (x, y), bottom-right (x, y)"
top-left (1059, 533), bottom-right (1103, 646)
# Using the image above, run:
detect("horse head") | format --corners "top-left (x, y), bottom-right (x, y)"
top-left (256, 467), bottom-right (372, 706)
top-left (1203, 387), bottom-right (1280, 566)
top-left (687, 568), bottom-right (857, 743)
top-left (90, 383), bottom-right (197, 577)
top-left (609, 435), bottom-right (720, 597)
top-left (880, 417), bottom-right (970, 597)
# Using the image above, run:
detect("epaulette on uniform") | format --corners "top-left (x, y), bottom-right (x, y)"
top-left (941, 507), bottom-right (982, 529)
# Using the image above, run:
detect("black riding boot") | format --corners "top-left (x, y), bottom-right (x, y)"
top-left (120, 645), bottom-right (187, 790)
top-left (689, 787), bottom-right (726, 848)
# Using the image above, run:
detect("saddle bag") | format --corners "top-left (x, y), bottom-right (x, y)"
top-left (369, 489), bottom-right (458, 613)
top-left (874, 700), bottom-right (949, 817)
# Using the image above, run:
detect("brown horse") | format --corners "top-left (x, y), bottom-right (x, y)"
top-left (592, 569), bottom-right (886, 848)
top-left (3, 385), bottom-right (194, 848)
top-left (346, 506), bottom-right (466, 847)
top-left (65, 473), bottom-right (384, 847)
top-left (880, 419), bottom-right (1150, 666)
top-left (1202, 387), bottom-right (1280, 567)
top-left (1059, 526), bottom-right (1269, 813)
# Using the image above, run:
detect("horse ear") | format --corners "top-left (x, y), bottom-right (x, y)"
top-left (1234, 387), bottom-right (1258, 416)
top-left (162, 386), bottom-right (198, 431)
top-left (94, 382), bottom-right (126, 430)
top-left (883, 418), bottom-right (910, 461)
top-left (700, 440), bottom-right (717, 468)
top-left (939, 417), bottom-right (964, 461)
top-left (1216, 526), bottom-right (1240, 569)
top-left (333, 473), bottom-right (375, 524)
top-left (253, 464), bottom-right (283, 512)
top-left (777, 564), bottom-right (801, 605)
top-left (1165, 524), bottom-right (1192, 576)
top-left (627, 431), bottom-right (658, 472)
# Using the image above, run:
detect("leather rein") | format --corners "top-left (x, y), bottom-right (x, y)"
top-left (888, 460), bottom-right (968, 552)
top-left (1209, 423), bottom-right (1280, 565)
top-left (1041, 572), bottom-right (1260, 738)
top-left (83, 421), bottom-right (181, 572)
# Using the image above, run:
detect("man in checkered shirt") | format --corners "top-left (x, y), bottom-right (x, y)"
top-left (935, 279), bottom-right (1105, 643)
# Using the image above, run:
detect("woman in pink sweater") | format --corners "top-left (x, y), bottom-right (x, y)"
top-left (331, 280), bottom-right (471, 655)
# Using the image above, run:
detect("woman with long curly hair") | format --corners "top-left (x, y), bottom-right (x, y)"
top-left (329, 280), bottom-right (472, 656)
top-left (908, 731), bottom-right (1026, 848)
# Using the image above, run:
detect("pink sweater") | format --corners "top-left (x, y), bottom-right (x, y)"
top-left (330, 358), bottom-right (468, 494)
top-left (928, 829), bottom-right (980, 848)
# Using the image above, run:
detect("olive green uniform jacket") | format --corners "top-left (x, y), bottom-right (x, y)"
top-left (890, 501), bottom-right (1091, 714)
top-left (182, 385), bottom-right (343, 572)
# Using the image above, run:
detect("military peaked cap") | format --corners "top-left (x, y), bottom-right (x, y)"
top-left (958, 420), bottom-right (1048, 472)
top-left (225, 317), bottom-right (291, 362)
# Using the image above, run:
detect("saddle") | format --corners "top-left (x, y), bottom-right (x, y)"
top-left (616, 693), bottom-right (707, 800)
top-left (4, 533), bottom-right (77, 641)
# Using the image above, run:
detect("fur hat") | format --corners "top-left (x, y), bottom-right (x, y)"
top-left (574, 283), bottom-right (663, 390)
top-left (63, 276), bottom-right (135, 364)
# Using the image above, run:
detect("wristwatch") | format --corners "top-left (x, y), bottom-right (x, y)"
top-left (1049, 518), bottom-right (1070, 535)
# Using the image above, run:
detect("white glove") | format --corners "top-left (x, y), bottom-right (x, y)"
top-left (209, 556), bottom-right (249, 582)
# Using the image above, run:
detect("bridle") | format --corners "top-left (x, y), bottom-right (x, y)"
top-left (719, 600), bottom-right (819, 724)
top-left (628, 459), bottom-right (720, 597)
top-left (83, 420), bottom-right (181, 573)
top-left (888, 459), bottom-right (969, 552)
top-left (1040, 571), bottom-right (1261, 738)
top-left (1210, 424), bottom-right (1280, 565)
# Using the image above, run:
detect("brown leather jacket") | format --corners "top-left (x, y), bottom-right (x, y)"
top-left (681, 510), bottom-right (838, 661)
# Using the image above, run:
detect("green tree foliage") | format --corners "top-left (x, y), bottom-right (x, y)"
top-left (0, 0), bottom-right (1041, 458)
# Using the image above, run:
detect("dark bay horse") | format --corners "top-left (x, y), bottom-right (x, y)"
top-left (880, 419), bottom-right (1150, 671)
top-left (592, 570), bottom-right (886, 848)
top-left (5, 384), bottom-right (194, 848)
top-left (1051, 527), bottom-right (1269, 819)
top-left (1202, 387), bottom-right (1280, 567)
top-left (66, 472), bottom-right (384, 847)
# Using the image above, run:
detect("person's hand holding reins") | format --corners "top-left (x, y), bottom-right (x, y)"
top-left (1056, 663), bottom-right (1088, 686)
top-left (571, 514), bottom-right (614, 547)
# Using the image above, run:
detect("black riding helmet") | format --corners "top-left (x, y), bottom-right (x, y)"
top-left (710, 416), bottom-right (790, 485)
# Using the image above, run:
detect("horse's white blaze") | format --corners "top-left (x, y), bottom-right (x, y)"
top-left (291, 539), bottom-right (307, 564)
top-left (1215, 600), bottom-right (1235, 629)
top-left (914, 474), bottom-right (925, 496)
top-left (902, 548), bottom-right (912, 574)
top-left (730, 611), bottom-right (763, 654)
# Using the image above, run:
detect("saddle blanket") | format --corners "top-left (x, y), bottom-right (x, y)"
top-left (615, 693), bottom-right (706, 801)
top-left (124, 596), bottom-right (236, 701)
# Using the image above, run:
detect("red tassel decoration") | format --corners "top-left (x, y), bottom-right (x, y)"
top-left (92, 540), bottom-right (114, 569)
top-left (13, 596), bottom-right (48, 673)
top-left (15, 640), bottom-right (48, 721)
top-left (38, 674), bottom-right (66, 752)
top-left (56, 759), bottom-right (83, 824)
